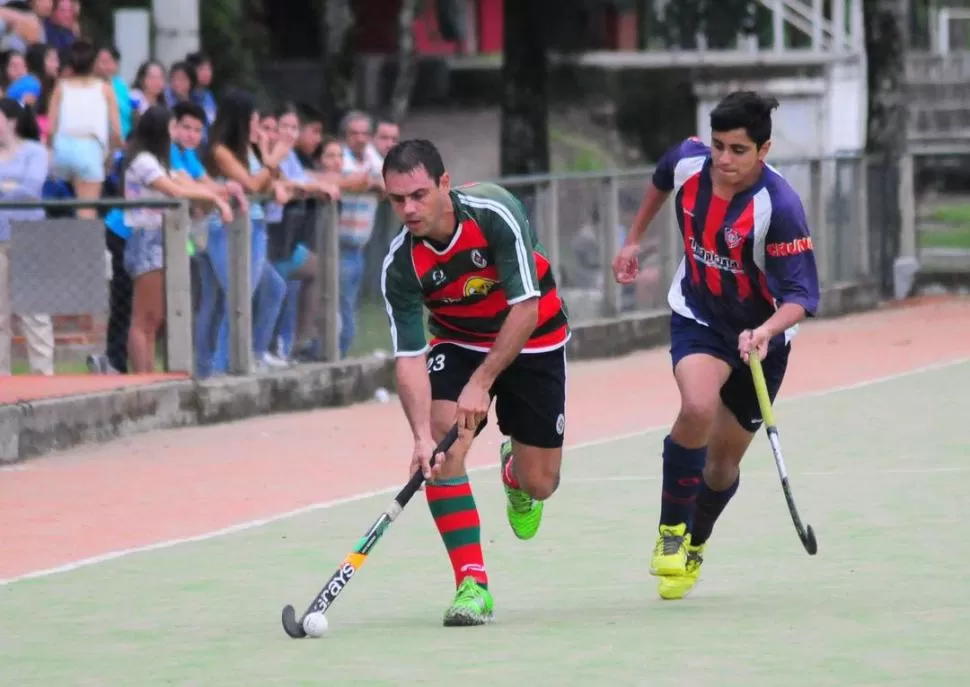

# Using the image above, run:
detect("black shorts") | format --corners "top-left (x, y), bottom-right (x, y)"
top-left (427, 343), bottom-right (567, 449)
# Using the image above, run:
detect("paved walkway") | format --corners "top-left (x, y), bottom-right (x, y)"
top-left (1, 373), bottom-right (187, 405)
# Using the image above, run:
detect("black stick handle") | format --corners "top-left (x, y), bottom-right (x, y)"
top-left (395, 424), bottom-right (460, 507)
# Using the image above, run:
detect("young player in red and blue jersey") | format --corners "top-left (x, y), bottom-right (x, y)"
top-left (612, 91), bottom-right (820, 600)
top-left (380, 139), bottom-right (570, 626)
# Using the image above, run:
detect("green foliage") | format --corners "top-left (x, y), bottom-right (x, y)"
top-left (200, 0), bottom-right (269, 94)
top-left (614, 70), bottom-right (696, 162)
top-left (550, 128), bottom-right (611, 172)
top-left (73, 0), bottom-right (267, 94)
top-left (921, 225), bottom-right (970, 250)
top-left (655, 0), bottom-right (768, 49)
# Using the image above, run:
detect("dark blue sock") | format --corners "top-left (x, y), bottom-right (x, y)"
top-left (691, 475), bottom-right (741, 546)
top-left (659, 435), bottom-right (707, 528)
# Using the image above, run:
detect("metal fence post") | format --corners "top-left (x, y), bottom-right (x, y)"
top-left (898, 152), bottom-right (917, 260)
top-left (892, 151), bottom-right (920, 300)
top-left (163, 203), bottom-right (194, 375)
top-left (601, 174), bottom-right (620, 317)
top-left (546, 178), bottom-right (560, 279)
top-left (227, 209), bottom-right (253, 374)
top-left (809, 159), bottom-right (830, 288)
top-left (315, 201), bottom-right (341, 362)
top-left (855, 156), bottom-right (870, 278)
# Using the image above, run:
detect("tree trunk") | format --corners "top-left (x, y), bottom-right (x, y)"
top-left (319, 0), bottom-right (357, 131)
top-left (500, 0), bottom-right (550, 177)
top-left (388, 0), bottom-right (419, 123)
top-left (864, 0), bottom-right (908, 154)
top-left (863, 0), bottom-right (909, 296)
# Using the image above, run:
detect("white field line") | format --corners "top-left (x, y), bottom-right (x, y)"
top-left (569, 465), bottom-right (970, 484)
top-left (2, 356), bottom-right (967, 586)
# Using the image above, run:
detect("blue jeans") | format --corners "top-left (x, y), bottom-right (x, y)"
top-left (253, 261), bottom-right (287, 357)
top-left (339, 246), bottom-right (365, 358)
top-left (194, 217), bottom-right (285, 375)
top-left (275, 279), bottom-right (303, 358)
top-left (194, 253), bottom-right (222, 378)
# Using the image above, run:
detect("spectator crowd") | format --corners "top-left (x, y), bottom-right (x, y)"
top-left (0, 0), bottom-right (402, 377)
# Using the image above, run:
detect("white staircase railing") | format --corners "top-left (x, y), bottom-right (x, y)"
top-left (752, 0), bottom-right (864, 54)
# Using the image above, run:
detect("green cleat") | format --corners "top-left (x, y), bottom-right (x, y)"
top-left (500, 439), bottom-right (544, 540)
top-left (443, 576), bottom-right (495, 626)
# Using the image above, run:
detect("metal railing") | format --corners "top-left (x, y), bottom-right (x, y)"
top-left (486, 154), bottom-right (877, 323)
top-left (1, 152), bottom-right (896, 378)
top-left (0, 196), bottom-right (340, 377)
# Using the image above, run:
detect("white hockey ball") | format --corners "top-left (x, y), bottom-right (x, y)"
top-left (302, 611), bottom-right (329, 638)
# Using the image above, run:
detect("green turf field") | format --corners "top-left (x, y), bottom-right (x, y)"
top-left (3, 362), bottom-right (969, 686)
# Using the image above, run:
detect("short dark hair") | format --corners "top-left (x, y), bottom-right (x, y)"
top-left (709, 91), bottom-right (779, 148)
top-left (169, 60), bottom-right (198, 91)
top-left (172, 100), bottom-right (207, 127)
top-left (0, 97), bottom-right (39, 141)
top-left (185, 51), bottom-right (211, 68)
top-left (382, 139), bottom-right (445, 185)
top-left (65, 40), bottom-right (98, 76)
top-left (296, 102), bottom-right (324, 127)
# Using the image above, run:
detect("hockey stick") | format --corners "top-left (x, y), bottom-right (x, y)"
top-left (748, 354), bottom-right (818, 556)
top-left (281, 425), bottom-right (460, 638)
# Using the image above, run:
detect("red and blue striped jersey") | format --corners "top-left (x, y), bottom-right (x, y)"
top-left (653, 137), bottom-right (821, 344)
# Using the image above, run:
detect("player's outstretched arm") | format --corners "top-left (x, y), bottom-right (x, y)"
top-left (614, 181), bottom-right (670, 284)
top-left (614, 140), bottom-right (691, 283)
top-left (625, 182), bottom-right (671, 248)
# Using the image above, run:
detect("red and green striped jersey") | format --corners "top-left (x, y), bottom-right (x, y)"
top-left (380, 182), bottom-right (570, 356)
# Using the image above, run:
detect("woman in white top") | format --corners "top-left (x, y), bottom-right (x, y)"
top-left (46, 39), bottom-right (121, 219)
top-left (123, 105), bottom-right (232, 374)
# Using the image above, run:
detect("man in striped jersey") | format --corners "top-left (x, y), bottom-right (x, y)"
top-left (612, 92), bottom-right (821, 601)
top-left (380, 139), bottom-right (570, 626)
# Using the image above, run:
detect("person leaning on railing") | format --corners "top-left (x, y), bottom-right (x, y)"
top-left (93, 100), bottom-right (246, 376)
top-left (0, 96), bottom-right (54, 376)
top-left (121, 105), bottom-right (232, 374)
top-left (262, 102), bottom-right (339, 363)
top-left (198, 88), bottom-right (289, 376)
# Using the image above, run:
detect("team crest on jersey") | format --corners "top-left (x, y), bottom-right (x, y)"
top-left (430, 268), bottom-right (447, 286)
top-left (723, 226), bottom-right (744, 249)
top-left (463, 276), bottom-right (497, 298)
top-left (470, 249), bottom-right (488, 269)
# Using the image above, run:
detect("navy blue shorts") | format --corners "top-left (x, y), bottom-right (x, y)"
top-left (669, 312), bottom-right (790, 432)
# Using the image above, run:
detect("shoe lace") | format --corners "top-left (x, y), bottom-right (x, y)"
top-left (661, 533), bottom-right (684, 556)
top-left (455, 580), bottom-right (484, 607)
top-left (508, 489), bottom-right (533, 513)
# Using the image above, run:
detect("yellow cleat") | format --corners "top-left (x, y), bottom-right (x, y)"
top-left (658, 542), bottom-right (705, 600)
top-left (650, 523), bottom-right (689, 577)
